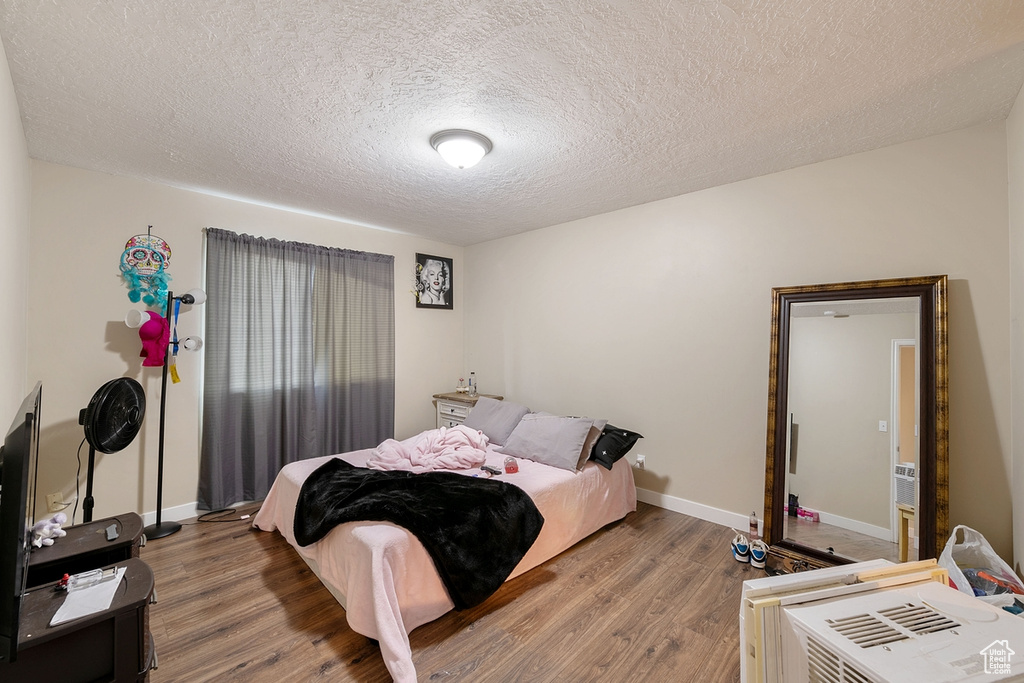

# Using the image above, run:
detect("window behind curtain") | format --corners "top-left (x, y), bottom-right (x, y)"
top-left (198, 228), bottom-right (395, 510)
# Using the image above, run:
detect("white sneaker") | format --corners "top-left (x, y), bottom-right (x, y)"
top-left (731, 533), bottom-right (750, 563)
top-left (749, 540), bottom-right (768, 569)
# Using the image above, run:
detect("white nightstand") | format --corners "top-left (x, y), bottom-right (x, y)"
top-left (432, 392), bottom-right (503, 428)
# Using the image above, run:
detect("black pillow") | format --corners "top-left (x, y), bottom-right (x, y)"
top-left (589, 425), bottom-right (643, 469)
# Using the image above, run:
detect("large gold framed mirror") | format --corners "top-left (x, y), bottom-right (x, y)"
top-left (763, 275), bottom-right (948, 573)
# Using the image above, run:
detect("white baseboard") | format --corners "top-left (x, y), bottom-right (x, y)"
top-left (141, 499), bottom-right (262, 528)
top-left (815, 510), bottom-right (891, 542)
top-left (151, 492), bottom-right (749, 536)
top-left (141, 501), bottom-right (198, 528)
top-left (636, 487), bottom-right (891, 544)
top-left (153, 490), bottom-right (889, 552)
top-left (636, 487), bottom-right (760, 537)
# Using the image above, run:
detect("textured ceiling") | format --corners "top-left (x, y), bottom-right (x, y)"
top-left (2, 1), bottom-right (1024, 246)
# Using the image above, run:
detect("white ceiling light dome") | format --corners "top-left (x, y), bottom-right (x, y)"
top-left (430, 129), bottom-right (492, 169)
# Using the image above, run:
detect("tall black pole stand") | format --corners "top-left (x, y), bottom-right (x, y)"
top-left (144, 289), bottom-right (181, 540)
top-left (83, 446), bottom-right (96, 523)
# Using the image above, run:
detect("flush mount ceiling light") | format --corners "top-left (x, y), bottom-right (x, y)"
top-left (430, 129), bottom-right (492, 169)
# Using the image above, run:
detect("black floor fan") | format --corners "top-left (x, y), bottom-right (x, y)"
top-left (79, 378), bottom-right (146, 524)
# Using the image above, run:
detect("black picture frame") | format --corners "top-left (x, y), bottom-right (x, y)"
top-left (415, 253), bottom-right (453, 309)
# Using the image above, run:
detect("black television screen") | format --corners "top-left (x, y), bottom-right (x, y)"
top-left (0, 382), bottom-right (41, 664)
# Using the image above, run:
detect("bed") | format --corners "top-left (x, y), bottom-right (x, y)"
top-left (252, 400), bottom-right (638, 682)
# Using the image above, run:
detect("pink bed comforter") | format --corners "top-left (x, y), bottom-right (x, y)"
top-left (366, 424), bottom-right (489, 472)
top-left (253, 440), bottom-right (636, 682)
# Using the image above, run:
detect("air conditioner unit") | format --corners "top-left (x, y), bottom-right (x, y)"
top-left (741, 559), bottom-right (1024, 682)
top-left (894, 463), bottom-right (916, 506)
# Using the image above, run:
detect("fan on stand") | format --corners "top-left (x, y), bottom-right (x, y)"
top-left (79, 378), bottom-right (146, 524)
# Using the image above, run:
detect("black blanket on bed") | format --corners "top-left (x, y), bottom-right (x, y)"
top-left (293, 458), bottom-right (545, 610)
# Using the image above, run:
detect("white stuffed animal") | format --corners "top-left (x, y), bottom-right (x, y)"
top-left (31, 512), bottom-right (68, 548)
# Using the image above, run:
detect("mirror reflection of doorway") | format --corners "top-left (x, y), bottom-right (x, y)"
top-left (892, 339), bottom-right (918, 560)
top-left (898, 344), bottom-right (917, 465)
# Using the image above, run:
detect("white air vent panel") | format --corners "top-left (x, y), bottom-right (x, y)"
top-left (829, 613), bottom-right (907, 648)
top-left (878, 603), bottom-right (959, 636)
top-left (894, 463), bottom-right (916, 506)
top-left (784, 583), bottom-right (1024, 682)
top-left (808, 635), bottom-right (874, 683)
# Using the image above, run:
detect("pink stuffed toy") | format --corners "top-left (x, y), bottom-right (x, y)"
top-left (138, 310), bottom-right (170, 366)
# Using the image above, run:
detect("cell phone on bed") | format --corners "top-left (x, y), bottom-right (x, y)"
top-left (480, 465), bottom-right (502, 476)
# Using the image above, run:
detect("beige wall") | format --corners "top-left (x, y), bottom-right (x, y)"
top-left (0, 41), bottom-right (30, 421)
top-left (27, 162), bottom-right (463, 523)
top-left (1010, 84), bottom-right (1024, 576)
top-left (465, 123), bottom-right (1013, 560)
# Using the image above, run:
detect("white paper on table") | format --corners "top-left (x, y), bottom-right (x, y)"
top-left (49, 566), bottom-right (127, 626)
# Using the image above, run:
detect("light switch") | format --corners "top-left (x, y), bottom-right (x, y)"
top-left (878, 420), bottom-right (888, 432)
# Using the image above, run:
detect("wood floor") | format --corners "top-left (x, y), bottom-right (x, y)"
top-left (141, 502), bottom-right (751, 682)
top-left (783, 516), bottom-right (904, 563)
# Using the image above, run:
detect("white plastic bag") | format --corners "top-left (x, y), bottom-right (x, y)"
top-left (938, 525), bottom-right (1024, 605)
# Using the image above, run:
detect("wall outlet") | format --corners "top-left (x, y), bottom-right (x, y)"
top-left (635, 454), bottom-right (646, 470)
top-left (46, 492), bottom-right (63, 512)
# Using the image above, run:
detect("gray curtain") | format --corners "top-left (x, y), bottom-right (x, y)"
top-left (198, 228), bottom-right (395, 510)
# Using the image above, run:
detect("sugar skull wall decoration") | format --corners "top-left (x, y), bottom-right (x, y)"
top-left (120, 229), bottom-right (172, 312)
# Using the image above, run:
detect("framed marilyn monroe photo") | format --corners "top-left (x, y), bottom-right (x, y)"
top-left (415, 253), bottom-right (453, 309)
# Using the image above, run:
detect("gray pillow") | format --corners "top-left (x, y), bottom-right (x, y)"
top-left (498, 414), bottom-right (594, 471)
top-left (462, 397), bottom-right (529, 446)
